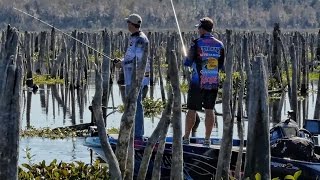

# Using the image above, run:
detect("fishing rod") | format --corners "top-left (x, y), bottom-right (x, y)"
top-left (170, 0), bottom-right (187, 57)
top-left (13, 7), bottom-right (114, 61)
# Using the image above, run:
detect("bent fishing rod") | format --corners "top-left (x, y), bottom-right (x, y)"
top-left (170, 0), bottom-right (187, 57)
top-left (13, 7), bottom-right (114, 61)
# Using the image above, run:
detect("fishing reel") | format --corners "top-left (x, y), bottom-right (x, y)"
top-left (88, 126), bottom-right (99, 137)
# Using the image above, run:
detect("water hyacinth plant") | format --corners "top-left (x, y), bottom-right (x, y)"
top-left (19, 159), bottom-right (109, 180)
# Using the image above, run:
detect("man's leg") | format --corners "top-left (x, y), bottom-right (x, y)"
top-left (135, 90), bottom-right (144, 139)
top-left (202, 89), bottom-right (218, 146)
top-left (184, 110), bottom-right (197, 139)
top-left (183, 85), bottom-right (201, 141)
top-left (204, 109), bottom-right (215, 139)
top-left (142, 85), bottom-right (148, 100)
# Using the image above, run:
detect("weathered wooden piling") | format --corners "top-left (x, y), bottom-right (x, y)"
top-left (169, 48), bottom-right (183, 179)
top-left (37, 31), bottom-right (47, 74)
top-left (0, 26), bottom-right (23, 180)
top-left (92, 67), bottom-right (121, 180)
top-left (24, 31), bottom-right (33, 87)
top-left (290, 43), bottom-right (299, 122)
top-left (101, 30), bottom-right (111, 116)
top-left (137, 85), bottom-right (173, 180)
top-left (300, 34), bottom-right (308, 95)
top-left (315, 30), bottom-right (320, 119)
top-left (115, 37), bottom-right (149, 178)
top-left (215, 29), bottom-right (234, 180)
top-left (51, 39), bottom-right (67, 78)
top-left (271, 23), bottom-right (282, 84)
top-left (315, 73), bottom-right (320, 119)
top-left (244, 55), bottom-right (270, 179)
top-left (234, 36), bottom-right (246, 179)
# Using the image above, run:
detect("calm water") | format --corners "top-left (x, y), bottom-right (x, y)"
top-left (19, 73), bottom-right (319, 165)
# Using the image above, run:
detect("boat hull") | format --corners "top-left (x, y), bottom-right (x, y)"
top-left (84, 135), bottom-right (320, 179)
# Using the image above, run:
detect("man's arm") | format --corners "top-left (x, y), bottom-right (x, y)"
top-left (218, 47), bottom-right (225, 72)
top-left (184, 40), bottom-right (197, 67)
top-left (135, 37), bottom-right (149, 62)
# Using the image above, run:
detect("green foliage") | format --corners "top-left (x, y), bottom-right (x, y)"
top-left (309, 71), bottom-right (320, 81)
top-left (269, 92), bottom-right (283, 101)
top-left (107, 127), bottom-right (119, 134)
top-left (88, 54), bottom-right (96, 63)
top-left (21, 127), bottom-right (120, 138)
top-left (117, 97), bottom-right (164, 117)
top-left (33, 74), bottom-right (64, 85)
top-left (142, 97), bottom-right (164, 118)
top-left (117, 104), bottom-right (125, 113)
top-left (113, 50), bottom-right (124, 59)
top-left (180, 81), bottom-right (189, 93)
top-left (160, 63), bottom-right (169, 68)
top-left (20, 127), bottom-right (88, 139)
top-left (245, 171), bottom-right (302, 180)
top-left (23, 146), bottom-right (35, 165)
top-left (18, 159), bottom-right (109, 180)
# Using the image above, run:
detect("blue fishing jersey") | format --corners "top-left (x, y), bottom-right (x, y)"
top-left (184, 33), bottom-right (225, 90)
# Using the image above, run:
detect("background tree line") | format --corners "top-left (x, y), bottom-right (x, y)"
top-left (2, 0), bottom-right (320, 31)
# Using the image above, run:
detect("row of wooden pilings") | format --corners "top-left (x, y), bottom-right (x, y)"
top-left (0, 23), bottom-right (319, 179)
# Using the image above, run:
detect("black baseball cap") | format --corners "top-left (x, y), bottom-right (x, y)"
top-left (195, 17), bottom-right (214, 32)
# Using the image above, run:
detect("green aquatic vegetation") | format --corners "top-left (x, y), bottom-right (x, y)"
top-left (269, 92), bottom-right (283, 101)
top-left (21, 127), bottom-right (121, 138)
top-left (309, 71), bottom-right (320, 81)
top-left (142, 97), bottom-right (164, 118)
top-left (107, 127), bottom-right (120, 134)
top-left (33, 74), bottom-right (64, 85)
top-left (23, 146), bottom-right (35, 165)
top-left (20, 127), bottom-right (88, 139)
top-left (160, 63), bottom-right (169, 68)
top-left (113, 49), bottom-right (124, 59)
top-left (180, 81), bottom-right (189, 93)
top-left (117, 97), bottom-right (164, 118)
top-left (19, 159), bottom-right (109, 180)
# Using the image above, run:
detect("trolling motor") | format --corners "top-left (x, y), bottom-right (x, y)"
top-left (284, 110), bottom-right (295, 124)
top-left (88, 106), bottom-right (108, 137)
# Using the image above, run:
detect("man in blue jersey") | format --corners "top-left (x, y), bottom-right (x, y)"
top-left (183, 17), bottom-right (225, 146)
top-left (114, 13), bottom-right (149, 139)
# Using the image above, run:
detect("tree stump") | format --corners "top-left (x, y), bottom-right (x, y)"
top-left (244, 55), bottom-right (270, 179)
top-left (0, 25), bottom-right (23, 180)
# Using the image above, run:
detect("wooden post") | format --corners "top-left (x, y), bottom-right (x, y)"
top-left (169, 45), bottom-right (183, 179)
top-left (71, 30), bottom-right (78, 88)
top-left (137, 86), bottom-right (173, 180)
top-left (314, 73), bottom-right (320, 119)
top-left (290, 43), bottom-right (299, 122)
top-left (279, 36), bottom-right (292, 104)
top-left (215, 29), bottom-right (234, 180)
top-left (92, 67), bottom-right (121, 180)
top-left (243, 34), bottom-right (251, 114)
top-left (24, 31), bottom-right (33, 88)
top-left (0, 26), bottom-right (23, 180)
top-left (234, 36), bottom-right (246, 179)
top-left (102, 31), bottom-right (111, 119)
top-left (51, 39), bottom-right (67, 78)
top-left (314, 31), bottom-right (320, 119)
top-left (35, 31), bottom-right (47, 74)
top-left (158, 43), bottom-right (166, 103)
top-left (244, 55), bottom-right (270, 179)
top-left (271, 23), bottom-right (282, 84)
top-left (300, 34), bottom-right (308, 95)
top-left (115, 38), bottom-right (149, 178)
top-left (26, 90), bottom-right (32, 129)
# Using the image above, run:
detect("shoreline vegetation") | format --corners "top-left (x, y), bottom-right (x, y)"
top-left (2, 0), bottom-right (320, 31)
